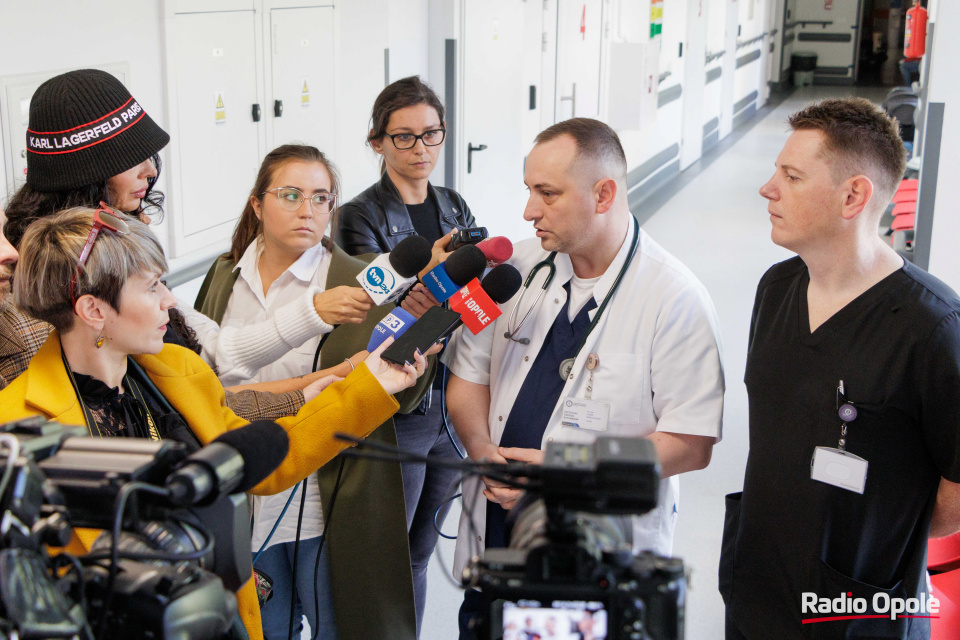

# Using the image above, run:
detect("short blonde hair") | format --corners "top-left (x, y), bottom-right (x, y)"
top-left (14, 207), bottom-right (167, 332)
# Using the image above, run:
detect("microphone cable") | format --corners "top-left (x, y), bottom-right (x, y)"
top-left (286, 479), bottom-right (309, 640)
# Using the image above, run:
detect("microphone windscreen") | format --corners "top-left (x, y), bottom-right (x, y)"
top-left (212, 421), bottom-right (290, 493)
top-left (443, 244), bottom-right (487, 286)
top-left (388, 236), bottom-right (433, 278)
top-left (481, 264), bottom-right (523, 304)
top-left (477, 237), bottom-right (513, 266)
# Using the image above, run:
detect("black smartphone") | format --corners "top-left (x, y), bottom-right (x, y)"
top-left (446, 227), bottom-right (489, 251)
top-left (381, 306), bottom-right (462, 366)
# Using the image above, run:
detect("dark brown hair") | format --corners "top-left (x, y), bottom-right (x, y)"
top-left (230, 144), bottom-right (341, 263)
top-left (534, 117), bottom-right (627, 182)
top-left (788, 98), bottom-right (906, 207)
top-left (4, 154), bottom-right (165, 251)
top-left (367, 76), bottom-right (445, 173)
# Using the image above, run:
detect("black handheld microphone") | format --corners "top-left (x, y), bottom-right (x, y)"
top-left (381, 264), bottom-right (523, 365)
top-left (165, 421), bottom-right (290, 506)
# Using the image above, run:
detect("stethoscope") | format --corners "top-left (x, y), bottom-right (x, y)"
top-left (503, 220), bottom-right (641, 350)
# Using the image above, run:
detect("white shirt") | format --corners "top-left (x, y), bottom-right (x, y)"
top-left (443, 216), bottom-right (725, 576)
top-left (219, 239), bottom-right (333, 550)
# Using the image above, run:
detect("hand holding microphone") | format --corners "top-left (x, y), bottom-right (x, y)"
top-left (381, 263), bottom-right (523, 365)
top-left (356, 235), bottom-right (433, 305)
top-left (313, 286), bottom-right (376, 325)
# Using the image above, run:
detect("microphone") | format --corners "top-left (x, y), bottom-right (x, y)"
top-left (476, 236), bottom-right (513, 268)
top-left (449, 264), bottom-right (523, 334)
top-left (366, 307), bottom-right (417, 351)
top-left (421, 244), bottom-right (487, 303)
top-left (356, 235), bottom-right (433, 305)
top-left (381, 264), bottom-right (523, 365)
top-left (165, 421), bottom-right (290, 506)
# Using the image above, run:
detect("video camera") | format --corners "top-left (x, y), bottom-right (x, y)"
top-left (0, 416), bottom-right (283, 640)
top-left (463, 437), bottom-right (686, 640)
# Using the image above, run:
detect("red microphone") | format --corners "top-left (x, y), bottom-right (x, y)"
top-left (448, 264), bottom-right (522, 335)
top-left (476, 236), bottom-right (513, 268)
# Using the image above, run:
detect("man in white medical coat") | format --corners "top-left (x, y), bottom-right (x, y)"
top-left (444, 117), bottom-right (725, 638)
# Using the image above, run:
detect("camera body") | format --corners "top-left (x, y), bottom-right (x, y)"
top-left (447, 227), bottom-right (489, 251)
top-left (0, 417), bottom-right (242, 640)
top-left (464, 437), bottom-right (686, 640)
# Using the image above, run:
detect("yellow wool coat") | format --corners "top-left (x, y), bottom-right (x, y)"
top-left (0, 331), bottom-right (400, 640)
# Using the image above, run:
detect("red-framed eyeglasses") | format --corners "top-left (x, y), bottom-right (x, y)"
top-left (69, 202), bottom-right (131, 309)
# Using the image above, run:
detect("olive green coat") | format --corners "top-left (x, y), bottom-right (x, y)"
top-left (195, 239), bottom-right (432, 640)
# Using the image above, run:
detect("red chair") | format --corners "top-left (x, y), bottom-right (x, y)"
top-left (900, 178), bottom-right (919, 191)
top-left (893, 201), bottom-right (917, 217)
top-left (930, 568), bottom-right (960, 640)
top-left (891, 214), bottom-right (915, 231)
top-left (930, 532), bottom-right (960, 573)
top-left (893, 190), bottom-right (918, 204)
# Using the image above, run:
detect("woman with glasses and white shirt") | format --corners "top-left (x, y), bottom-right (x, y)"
top-left (195, 144), bottom-right (433, 640)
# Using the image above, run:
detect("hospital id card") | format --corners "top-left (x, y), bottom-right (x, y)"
top-left (561, 398), bottom-right (610, 432)
top-left (811, 446), bottom-right (868, 494)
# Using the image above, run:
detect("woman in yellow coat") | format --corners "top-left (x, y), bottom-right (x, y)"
top-left (0, 206), bottom-right (427, 640)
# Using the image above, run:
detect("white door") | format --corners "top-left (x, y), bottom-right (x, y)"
top-left (793, 0), bottom-right (861, 82)
top-left (733, 0), bottom-right (765, 122)
top-left (168, 10), bottom-right (262, 257)
top-left (460, 0), bottom-right (530, 242)
top-left (680, 0), bottom-right (708, 170)
top-left (268, 6), bottom-right (336, 155)
top-left (702, 0), bottom-right (727, 149)
top-left (645, 0), bottom-right (686, 165)
top-left (555, 0), bottom-right (604, 121)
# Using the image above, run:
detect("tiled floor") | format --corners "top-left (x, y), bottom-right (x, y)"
top-left (421, 83), bottom-right (893, 640)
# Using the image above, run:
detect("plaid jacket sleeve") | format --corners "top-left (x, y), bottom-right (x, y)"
top-left (223, 389), bottom-right (305, 421)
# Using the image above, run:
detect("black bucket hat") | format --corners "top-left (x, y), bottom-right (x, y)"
top-left (25, 69), bottom-right (170, 192)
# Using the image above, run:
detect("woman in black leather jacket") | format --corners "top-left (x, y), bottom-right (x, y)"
top-left (335, 75), bottom-right (474, 636)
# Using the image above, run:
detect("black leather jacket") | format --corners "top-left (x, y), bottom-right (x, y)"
top-left (335, 171), bottom-right (476, 255)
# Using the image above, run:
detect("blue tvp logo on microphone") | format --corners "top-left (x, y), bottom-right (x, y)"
top-left (365, 266), bottom-right (395, 295)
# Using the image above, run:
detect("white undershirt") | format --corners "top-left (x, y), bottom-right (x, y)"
top-left (219, 239), bottom-right (332, 550)
top-left (567, 274), bottom-right (601, 322)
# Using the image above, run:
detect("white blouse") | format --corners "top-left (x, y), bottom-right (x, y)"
top-left (218, 239), bottom-right (333, 550)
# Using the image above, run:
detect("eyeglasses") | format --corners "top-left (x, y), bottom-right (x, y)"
top-left (384, 129), bottom-right (446, 150)
top-left (262, 187), bottom-right (337, 213)
top-left (70, 202), bottom-right (130, 308)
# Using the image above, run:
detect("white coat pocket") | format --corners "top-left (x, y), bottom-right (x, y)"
top-left (591, 352), bottom-right (644, 426)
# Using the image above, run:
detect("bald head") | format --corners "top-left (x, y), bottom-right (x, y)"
top-left (533, 118), bottom-right (628, 192)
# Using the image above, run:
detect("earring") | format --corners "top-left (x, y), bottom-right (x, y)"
top-left (96, 333), bottom-right (105, 349)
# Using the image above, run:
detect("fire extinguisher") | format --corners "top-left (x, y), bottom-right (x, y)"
top-left (904, 1), bottom-right (928, 59)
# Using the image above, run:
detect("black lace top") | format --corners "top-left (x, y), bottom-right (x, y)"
top-left (70, 357), bottom-right (201, 453)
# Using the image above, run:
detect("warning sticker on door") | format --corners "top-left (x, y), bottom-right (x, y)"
top-left (301, 78), bottom-right (310, 108)
top-left (215, 91), bottom-right (226, 125)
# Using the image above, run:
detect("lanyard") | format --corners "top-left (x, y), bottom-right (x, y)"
top-left (62, 350), bottom-right (161, 440)
top-left (559, 220), bottom-right (641, 380)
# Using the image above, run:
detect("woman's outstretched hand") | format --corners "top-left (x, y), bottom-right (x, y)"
top-left (363, 336), bottom-right (428, 395)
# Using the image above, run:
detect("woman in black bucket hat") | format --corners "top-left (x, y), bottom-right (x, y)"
top-left (0, 69), bottom-right (344, 419)
top-left (6, 68), bottom-right (169, 245)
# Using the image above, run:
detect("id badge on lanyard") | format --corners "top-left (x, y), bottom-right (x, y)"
top-left (810, 380), bottom-right (868, 494)
top-left (560, 353), bottom-right (610, 432)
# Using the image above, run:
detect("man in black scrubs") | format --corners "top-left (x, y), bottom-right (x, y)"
top-left (722, 98), bottom-right (960, 639)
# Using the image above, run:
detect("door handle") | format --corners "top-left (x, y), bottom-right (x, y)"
top-left (252, 103), bottom-right (261, 122)
top-left (467, 143), bottom-right (487, 174)
top-left (274, 100), bottom-right (284, 118)
top-left (559, 82), bottom-right (577, 117)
